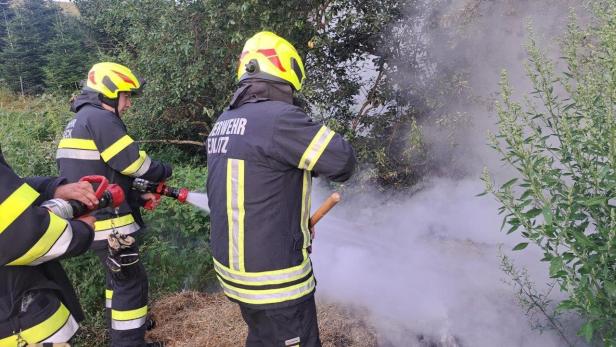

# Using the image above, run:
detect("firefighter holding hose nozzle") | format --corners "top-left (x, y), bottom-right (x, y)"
top-left (0, 146), bottom-right (102, 345)
top-left (56, 62), bottom-right (172, 347)
top-left (206, 32), bottom-right (356, 347)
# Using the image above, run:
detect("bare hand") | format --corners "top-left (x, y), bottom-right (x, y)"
top-left (142, 193), bottom-right (161, 210)
top-left (77, 215), bottom-right (96, 229)
top-left (55, 182), bottom-right (99, 208)
top-left (310, 225), bottom-right (316, 240)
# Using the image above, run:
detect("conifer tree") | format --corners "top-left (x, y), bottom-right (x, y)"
top-left (44, 14), bottom-right (95, 92)
top-left (0, 0), bottom-right (59, 94)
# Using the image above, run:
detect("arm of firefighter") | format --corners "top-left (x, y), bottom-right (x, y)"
top-left (88, 115), bottom-right (172, 181)
top-left (0, 165), bottom-right (94, 267)
top-left (272, 107), bottom-right (357, 182)
top-left (23, 176), bottom-right (67, 205)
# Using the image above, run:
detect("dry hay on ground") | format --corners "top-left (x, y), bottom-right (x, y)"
top-left (146, 291), bottom-right (377, 347)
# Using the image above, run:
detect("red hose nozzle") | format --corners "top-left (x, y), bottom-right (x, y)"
top-left (177, 188), bottom-right (189, 203)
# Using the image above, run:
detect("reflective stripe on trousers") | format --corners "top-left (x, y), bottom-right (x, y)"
top-left (111, 306), bottom-right (148, 331)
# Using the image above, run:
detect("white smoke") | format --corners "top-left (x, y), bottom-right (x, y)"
top-left (312, 179), bottom-right (584, 346)
top-left (312, 1), bottom-right (590, 346)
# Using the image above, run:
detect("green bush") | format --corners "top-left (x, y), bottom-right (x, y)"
top-left (484, 4), bottom-right (616, 345)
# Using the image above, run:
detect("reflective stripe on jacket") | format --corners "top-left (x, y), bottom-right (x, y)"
top-left (206, 89), bottom-right (356, 309)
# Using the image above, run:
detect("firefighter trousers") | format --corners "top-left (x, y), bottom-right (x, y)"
top-left (94, 244), bottom-right (148, 347)
top-left (239, 296), bottom-right (322, 347)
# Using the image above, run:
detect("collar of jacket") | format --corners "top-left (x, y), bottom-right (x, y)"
top-left (70, 90), bottom-right (105, 113)
top-left (228, 79), bottom-right (294, 110)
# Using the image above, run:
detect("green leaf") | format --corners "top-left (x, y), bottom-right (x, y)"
top-left (524, 208), bottom-right (542, 218)
top-left (512, 242), bottom-right (529, 251)
top-left (542, 206), bottom-right (553, 225)
top-left (549, 257), bottom-right (563, 277)
top-left (605, 281), bottom-right (616, 298)
top-left (501, 178), bottom-right (518, 190)
top-left (579, 321), bottom-right (594, 343)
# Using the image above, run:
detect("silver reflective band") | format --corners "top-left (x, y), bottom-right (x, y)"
top-left (214, 259), bottom-right (312, 284)
top-left (301, 170), bottom-right (312, 248)
top-left (132, 155), bottom-right (152, 177)
top-left (41, 315), bottom-right (79, 343)
top-left (228, 159), bottom-right (242, 271)
top-left (94, 223), bottom-right (140, 241)
top-left (30, 223), bottom-right (73, 266)
top-left (56, 148), bottom-right (101, 160)
top-left (299, 127), bottom-right (333, 170)
top-left (111, 316), bottom-right (147, 331)
top-left (221, 276), bottom-right (316, 302)
top-left (106, 299), bottom-right (112, 308)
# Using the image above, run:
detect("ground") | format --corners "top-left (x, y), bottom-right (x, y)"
top-left (146, 292), bottom-right (377, 347)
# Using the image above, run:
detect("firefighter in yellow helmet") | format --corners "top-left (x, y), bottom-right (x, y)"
top-left (206, 32), bottom-right (356, 347)
top-left (56, 62), bottom-right (172, 347)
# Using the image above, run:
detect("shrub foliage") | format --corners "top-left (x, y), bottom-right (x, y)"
top-left (484, 3), bottom-right (616, 344)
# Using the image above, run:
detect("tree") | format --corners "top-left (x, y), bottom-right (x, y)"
top-left (0, 0), bottom-right (59, 94)
top-left (484, 1), bottom-right (616, 344)
top-left (0, 1), bottom-right (13, 54)
top-left (44, 13), bottom-right (96, 92)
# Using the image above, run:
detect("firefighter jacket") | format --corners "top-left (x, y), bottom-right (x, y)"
top-left (0, 148), bottom-right (94, 345)
top-left (56, 90), bottom-right (172, 247)
top-left (206, 81), bottom-right (356, 309)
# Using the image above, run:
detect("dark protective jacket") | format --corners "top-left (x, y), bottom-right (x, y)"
top-left (0, 148), bottom-right (94, 345)
top-left (56, 90), bottom-right (172, 248)
top-left (206, 81), bottom-right (356, 309)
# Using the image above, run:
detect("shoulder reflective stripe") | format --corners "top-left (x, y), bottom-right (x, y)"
top-left (0, 183), bottom-right (39, 235)
top-left (111, 306), bottom-right (148, 321)
top-left (214, 258), bottom-right (312, 286)
top-left (94, 214), bottom-right (135, 231)
top-left (41, 315), bottom-right (79, 343)
top-left (227, 159), bottom-right (245, 272)
top-left (219, 275), bottom-right (315, 305)
top-left (298, 126), bottom-right (335, 170)
top-left (122, 151), bottom-right (151, 177)
top-left (101, 135), bottom-right (134, 162)
top-left (56, 148), bottom-right (101, 160)
top-left (94, 223), bottom-right (139, 241)
top-left (111, 316), bottom-right (147, 331)
top-left (7, 212), bottom-right (71, 266)
top-left (300, 170), bottom-right (312, 249)
top-left (0, 302), bottom-right (71, 345)
top-left (58, 138), bottom-right (97, 150)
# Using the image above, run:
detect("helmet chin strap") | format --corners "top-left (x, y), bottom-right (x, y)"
top-left (99, 94), bottom-right (121, 117)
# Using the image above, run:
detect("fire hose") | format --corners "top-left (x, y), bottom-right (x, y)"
top-left (131, 178), bottom-right (189, 209)
top-left (42, 175), bottom-right (124, 219)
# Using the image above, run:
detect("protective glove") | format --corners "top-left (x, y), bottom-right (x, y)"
top-left (106, 233), bottom-right (139, 274)
top-left (142, 192), bottom-right (161, 211)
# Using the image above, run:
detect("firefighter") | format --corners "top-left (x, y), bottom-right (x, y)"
top-left (56, 62), bottom-right (172, 347)
top-left (0, 146), bottom-right (98, 346)
top-left (206, 31), bottom-right (356, 347)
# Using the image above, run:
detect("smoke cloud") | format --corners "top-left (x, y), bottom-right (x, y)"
top-left (312, 1), bottom-right (589, 346)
